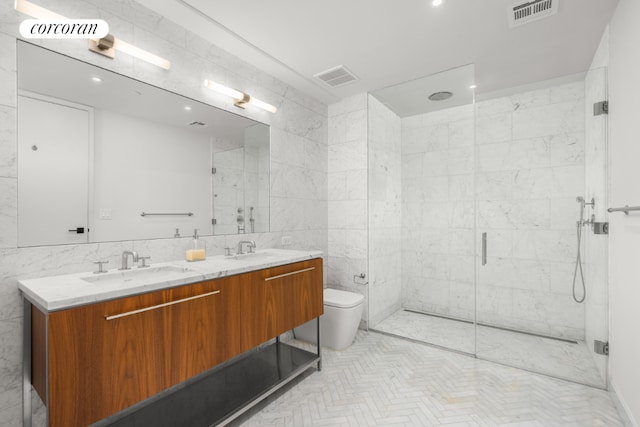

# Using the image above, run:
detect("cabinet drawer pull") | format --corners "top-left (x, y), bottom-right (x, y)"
top-left (265, 266), bottom-right (315, 282)
top-left (105, 290), bottom-right (221, 321)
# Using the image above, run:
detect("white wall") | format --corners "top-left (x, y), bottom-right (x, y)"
top-left (399, 81), bottom-right (587, 340)
top-left (0, 0), bottom-right (328, 425)
top-left (327, 94), bottom-right (369, 324)
top-left (367, 95), bottom-right (402, 326)
top-left (212, 125), bottom-right (270, 236)
top-left (93, 108), bottom-right (212, 241)
top-left (401, 104), bottom-right (476, 322)
top-left (244, 124), bottom-right (270, 234)
top-left (475, 81), bottom-right (587, 340)
top-left (212, 147), bottom-right (245, 235)
top-left (608, 0), bottom-right (640, 424)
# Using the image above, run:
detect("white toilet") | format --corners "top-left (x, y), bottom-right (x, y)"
top-left (294, 288), bottom-right (365, 350)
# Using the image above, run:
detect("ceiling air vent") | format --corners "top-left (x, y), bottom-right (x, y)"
top-left (314, 65), bottom-right (358, 88)
top-left (508, 0), bottom-right (558, 28)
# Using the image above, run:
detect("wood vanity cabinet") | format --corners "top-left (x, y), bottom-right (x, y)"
top-left (240, 258), bottom-right (323, 351)
top-left (29, 257), bottom-right (323, 427)
top-left (33, 276), bottom-right (242, 427)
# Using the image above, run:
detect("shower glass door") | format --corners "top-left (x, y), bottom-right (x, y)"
top-left (474, 68), bottom-right (609, 388)
top-left (368, 65), bottom-right (478, 355)
top-left (368, 65), bottom-right (609, 388)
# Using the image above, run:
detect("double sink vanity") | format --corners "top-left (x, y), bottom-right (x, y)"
top-left (19, 248), bottom-right (324, 427)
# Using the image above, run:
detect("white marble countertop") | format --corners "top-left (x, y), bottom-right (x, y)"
top-left (18, 249), bottom-right (323, 312)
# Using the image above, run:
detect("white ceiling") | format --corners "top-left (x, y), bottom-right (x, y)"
top-left (372, 64), bottom-right (475, 117)
top-left (136, 0), bottom-right (617, 110)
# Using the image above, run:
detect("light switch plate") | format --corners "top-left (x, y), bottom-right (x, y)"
top-left (99, 208), bottom-right (112, 220)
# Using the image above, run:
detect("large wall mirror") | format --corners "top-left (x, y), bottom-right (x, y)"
top-left (17, 41), bottom-right (270, 247)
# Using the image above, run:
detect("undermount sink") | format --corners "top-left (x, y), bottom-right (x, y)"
top-left (232, 250), bottom-right (282, 261)
top-left (82, 265), bottom-right (193, 285)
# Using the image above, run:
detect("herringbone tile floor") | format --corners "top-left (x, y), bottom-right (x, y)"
top-left (239, 331), bottom-right (623, 426)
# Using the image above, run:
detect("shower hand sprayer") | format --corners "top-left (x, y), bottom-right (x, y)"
top-left (572, 196), bottom-right (594, 304)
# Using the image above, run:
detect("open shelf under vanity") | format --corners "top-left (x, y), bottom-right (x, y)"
top-left (96, 341), bottom-right (320, 427)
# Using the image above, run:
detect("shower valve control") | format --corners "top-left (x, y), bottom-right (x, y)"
top-left (593, 222), bottom-right (609, 235)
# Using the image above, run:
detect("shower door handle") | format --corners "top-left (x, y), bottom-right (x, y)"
top-left (482, 232), bottom-right (487, 266)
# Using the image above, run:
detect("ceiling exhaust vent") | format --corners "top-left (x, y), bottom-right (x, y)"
top-left (314, 65), bottom-right (358, 88)
top-left (508, 0), bottom-right (558, 28)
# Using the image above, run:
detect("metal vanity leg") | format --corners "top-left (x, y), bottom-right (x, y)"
top-left (316, 316), bottom-right (322, 371)
top-left (23, 298), bottom-right (32, 427)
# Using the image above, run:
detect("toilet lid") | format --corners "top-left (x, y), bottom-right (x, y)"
top-left (324, 288), bottom-right (364, 308)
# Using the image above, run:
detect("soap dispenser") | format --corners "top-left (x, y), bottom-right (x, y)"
top-left (185, 229), bottom-right (206, 261)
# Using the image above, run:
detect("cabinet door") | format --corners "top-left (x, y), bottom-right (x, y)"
top-left (241, 258), bottom-right (323, 351)
top-left (46, 276), bottom-right (240, 427)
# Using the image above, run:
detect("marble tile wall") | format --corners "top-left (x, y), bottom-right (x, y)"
top-left (401, 104), bottom-right (476, 321)
top-left (367, 95), bottom-right (402, 327)
top-left (327, 94), bottom-right (369, 325)
top-left (212, 147), bottom-right (245, 235)
top-left (243, 143), bottom-right (271, 234)
top-left (475, 81), bottom-right (587, 341)
top-left (399, 81), bottom-right (588, 341)
top-left (0, 0), bottom-right (328, 424)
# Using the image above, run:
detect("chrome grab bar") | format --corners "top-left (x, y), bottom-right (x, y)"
top-left (141, 212), bottom-right (193, 217)
top-left (265, 267), bottom-right (316, 282)
top-left (608, 206), bottom-right (640, 215)
top-left (105, 290), bottom-right (220, 320)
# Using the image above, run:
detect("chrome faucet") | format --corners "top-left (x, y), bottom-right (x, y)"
top-left (236, 240), bottom-right (256, 255)
top-left (120, 250), bottom-right (139, 270)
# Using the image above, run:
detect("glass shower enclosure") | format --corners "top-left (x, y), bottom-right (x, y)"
top-left (367, 65), bottom-right (609, 388)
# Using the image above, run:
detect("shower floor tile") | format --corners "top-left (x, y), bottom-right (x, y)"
top-left (372, 309), bottom-right (477, 354)
top-left (237, 331), bottom-right (623, 426)
top-left (372, 309), bottom-right (605, 388)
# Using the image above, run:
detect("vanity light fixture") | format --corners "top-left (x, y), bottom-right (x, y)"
top-left (14, 0), bottom-right (171, 70)
top-left (203, 79), bottom-right (277, 113)
top-left (89, 34), bottom-right (171, 70)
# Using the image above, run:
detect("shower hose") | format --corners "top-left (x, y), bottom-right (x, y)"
top-left (572, 218), bottom-right (586, 304)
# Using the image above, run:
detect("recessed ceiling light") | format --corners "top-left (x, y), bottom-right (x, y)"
top-left (184, 106), bottom-right (192, 111)
top-left (91, 76), bottom-right (102, 83)
top-left (469, 85), bottom-right (477, 89)
top-left (432, 0), bottom-right (443, 7)
top-left (428, 91), bottom-right (453, 101)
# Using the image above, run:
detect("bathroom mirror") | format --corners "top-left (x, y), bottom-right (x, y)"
top-left (16, 41), bottom-right (270, 247)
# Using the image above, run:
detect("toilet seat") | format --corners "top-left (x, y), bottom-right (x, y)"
top-left (324, 288), bottom-right (364, 309)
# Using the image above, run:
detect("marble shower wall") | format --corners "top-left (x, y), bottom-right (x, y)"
top-left (475, 81), bottom-right (586, 341)
top-left (367, 95), bottom-right (402, 327)
top-left (0, 1), bottom-right (328, 424)
top-left (212, 147), bottom-right (245, 235)
top-left (327, 94), bottom-right (369, 325)
top-left (244, 127), bottom-right (271, 234)
top-left (399, 80), bottom-right (588, 341)
top-left (401, 104), bottom-right (476, 321)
